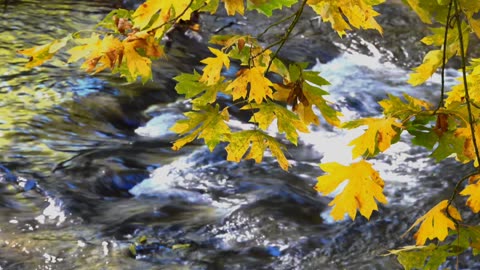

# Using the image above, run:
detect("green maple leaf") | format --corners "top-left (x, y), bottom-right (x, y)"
top-left (302, 78), bottom-right (341, 126)
top-left (379, 93), bottom-right (431, 119)
top-left (174, 71), bottom-right (227, 105)
top-left (170, 104), bottom-right (231, 151)
top-left (243, 101), bottom-right (309, 145)
top-left (430, 131), bottom-right (465, 162)
top-left (246, 0), bottom-right (297, 16)
top-left (389, 244), bottom-right (456, 270)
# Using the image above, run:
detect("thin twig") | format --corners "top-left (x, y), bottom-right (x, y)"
top-left (266, 0), bottom-right (308, 73)
top-left (435, 0), bottom-right (454, 112)
top-left (453, 0), bottom-right (480, 168)
top-left (256, 13), bottom-right (296, 40)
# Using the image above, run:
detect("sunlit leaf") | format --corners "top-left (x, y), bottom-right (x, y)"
top-left (406, 200), bottom-right (461, 246)
top-left (343, 117), bottom-right (403, 159)
top-left (225, 130), bottom-right (289, 170)
top-left (316, 160), bottom-right (387, 220)
top-left (408, 50), bottom-right (443, 86)
top-left (243, 102), bottom-right (309, 145)
top-left (18, 35), bottom-right (71, 68)
top-left (223, 0), bottom-right (245, 15)
top-left (227, 66), bottom-right (273, 104)
top-left (460, 175), bottom-right (480, 213)
top-left (307, 0), bottom-right (384, 36)
top-left (171, 104), bottom-right (231, 151)
top-left (199, 47), bottom-right (230, 86)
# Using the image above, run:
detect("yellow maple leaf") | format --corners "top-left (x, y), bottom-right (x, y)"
top-left (225, 130), bottom-right (289, 170)
top-left (406, 200), bottom-right (462, 246)
top-left (67, 33), bottom-right (101, 63)
top-left (408, 50), bottom-right (443, 86)
top-left (227, 66), bottom-right (273, 104)
top-left (460, 175), bottom-right (480, 213)
top-left (445, 68), bottom-right (480, 106)
top-left (68, 34), bottom-right (124, 74)
top-left (344, 117), bottom-right (403, 159)
top-left (133, 0), bottom-right (192, 30)
top-left (223, 0), bottom-right (244, 16)
top-left (199, 47), bottom-right (230, 86)
top-left (121, 31), bottom-right (165, 82)
top-left (171, 105), bottom-right (231, 151)
top-left (307, 0), bottom-right (383, 36)
top-left (18, 36), bottom-right (70, 68)
top-left (315, 160), bottom-right (387, 221)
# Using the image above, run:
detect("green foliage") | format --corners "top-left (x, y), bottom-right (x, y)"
top-left (15, 0), bottom-right (480, 268)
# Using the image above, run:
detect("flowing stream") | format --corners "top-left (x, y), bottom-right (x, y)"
top-left (0, 1), bottom-right (478, 269)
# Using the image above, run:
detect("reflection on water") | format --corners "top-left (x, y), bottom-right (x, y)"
top-left (0, 1), bottom-right (476, 269)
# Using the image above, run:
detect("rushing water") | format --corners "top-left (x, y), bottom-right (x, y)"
top-left (1, 1), bottom-right (479, 269)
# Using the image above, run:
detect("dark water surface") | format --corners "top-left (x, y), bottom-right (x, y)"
top-left (0, 1), bottom-right (478, 269)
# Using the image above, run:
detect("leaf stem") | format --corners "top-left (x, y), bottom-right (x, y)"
top-left (435, 0), bottom-right (454, 112)
top-left (265, 0), bottom-right (308, 73)
top-left (256, 13), bottom-right (296, 40)
top-left (453, 0), bottom-right (480, 169)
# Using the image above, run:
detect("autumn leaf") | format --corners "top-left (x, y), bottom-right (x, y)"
top-left (223, 0), bottom-right (245, 15)
top-left (122, 39), bottom-right (152, 82)
top-left (225, 130), bottom-right (289, 170)
top-left (460, 175), bottom-right (480, 213)
top-left (272, 69), bottom-right (341, 126)
top-left (227, 66), bottom-right (273, 104)
top-left (199, 47), bottom-right (230, 86)
top-left (243, 102), bottom-right (309, 145)
top-left (406, 200), bottom-right (462, 246)
top-left (307, 0), bottom-right (384, 36)
top-left (18, 35), bottom-right (71, 68)
top-left (170, 104), bottom-right (231, 151)
top-left (315, 160), bottom-right (387, 221)
top-left (133, 0), bottom-right (193, 30)
top-left (68, 34), bottom-right (124, 74)
top-left (408, 50), bottom-right (443, 86)
top-left (343, 117), bottom-right (403, 159)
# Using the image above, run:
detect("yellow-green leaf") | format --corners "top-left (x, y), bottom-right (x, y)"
top-left (243, 102), bottom-right (309, 145)
top-left (225, 130), bottom-right (289, 170)
top-left (171, 104), bottom-right (231, 151)
top-left (315, 160), bottom-right (387, 221)
top-left (18, 35), bottom-right (70, 68)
